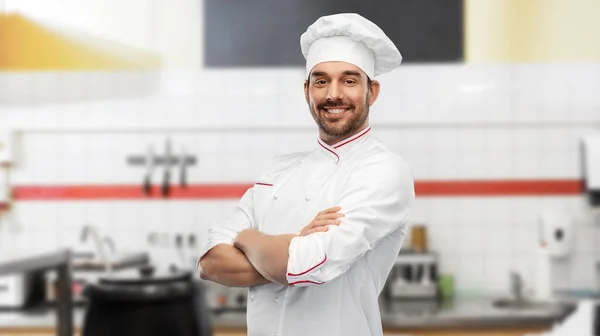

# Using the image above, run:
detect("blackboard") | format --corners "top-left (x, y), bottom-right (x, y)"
top-left (204, 0), bottom-right (464, 67)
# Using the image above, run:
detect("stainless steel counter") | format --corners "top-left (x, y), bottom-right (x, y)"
top-left (0, 249), bottom-right (74, 336)
top-left (379, 299), bottom-right (575, 330)
top-left (0, 298), bottom-right (575, 331)
top-left (208, 298), bottom-right (575, 331)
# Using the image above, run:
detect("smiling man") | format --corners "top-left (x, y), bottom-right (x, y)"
top-left (198, 13), bottom-right (415, 336)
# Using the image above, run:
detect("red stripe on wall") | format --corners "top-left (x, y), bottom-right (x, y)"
top-left (9, 179), bottom-right (583, 201)
top-left (13, 184), bottom-right (254, 200)
top-left (415, 179), bottom-right (583, 196)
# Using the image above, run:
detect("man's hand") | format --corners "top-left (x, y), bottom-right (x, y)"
top-left (299, 206), bottom-right (344, 236)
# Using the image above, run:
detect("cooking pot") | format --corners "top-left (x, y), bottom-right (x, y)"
top-left (81, 265), bottom-right (211, 336)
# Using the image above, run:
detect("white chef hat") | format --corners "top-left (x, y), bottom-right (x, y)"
top-left (300, 13), bottom-right (402, 79)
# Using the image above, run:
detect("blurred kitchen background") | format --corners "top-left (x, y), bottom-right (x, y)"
top-left (1, 0), bottom-right (600, 335)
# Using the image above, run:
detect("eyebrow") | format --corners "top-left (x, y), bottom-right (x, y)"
top-left (310, 71), bottom-right (328, 78)
top-left (342, 70), bottom-right (362, 77)
top-left (310, 70), bottom-right (363, 78)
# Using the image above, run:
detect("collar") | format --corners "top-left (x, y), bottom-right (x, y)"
top-left (317, 126), bottom-right (371, 164)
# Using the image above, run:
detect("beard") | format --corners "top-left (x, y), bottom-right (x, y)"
top-left (309, 94), bottom-right (370, 140)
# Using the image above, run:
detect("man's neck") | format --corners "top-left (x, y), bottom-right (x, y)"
top-left (319, 124), bottom-right (370, 146)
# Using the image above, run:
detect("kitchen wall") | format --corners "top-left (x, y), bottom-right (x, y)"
top-left (1, 62), bottom-right (599, 297)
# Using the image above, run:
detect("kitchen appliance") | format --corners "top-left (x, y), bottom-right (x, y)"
top-left (0, 271), bottom-right (45, 308)
top-left (81, 265), bottom-right (211, 336)
top-left (384, 251), bottom-right (439, 300)
top-left (0, 274), bottom-right (31, 308)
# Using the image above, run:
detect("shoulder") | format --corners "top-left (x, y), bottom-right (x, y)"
top-left (348, 137), bottom-right (414, 195)
top-left (358, 136), bottom-right (412, 176)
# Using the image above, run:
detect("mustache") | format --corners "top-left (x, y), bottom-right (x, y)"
top-left (317, 101), bottom-right (355, 110)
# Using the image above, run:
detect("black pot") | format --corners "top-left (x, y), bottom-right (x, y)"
top-left (81, 266), bottom-right (211, 336)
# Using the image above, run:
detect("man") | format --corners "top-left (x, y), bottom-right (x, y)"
top-left (198, 13), bottom-right (415, 336)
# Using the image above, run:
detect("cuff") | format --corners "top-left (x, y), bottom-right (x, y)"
top-left (286, 235), bottom-right (327, 286)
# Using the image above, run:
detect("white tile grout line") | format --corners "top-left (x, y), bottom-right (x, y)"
top-left (11, 121), bottom-right (600, 134)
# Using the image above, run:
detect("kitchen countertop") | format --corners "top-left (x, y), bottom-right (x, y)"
top-left (210, 299), bottom-right (576, 331)
top-left (0, 249), bottom-right (71, 275)
top-left (379, 299), bottom-right (575, 330)
top-left (0, 298), bottom-right (575, 331)
top-left (0, 306), bottom-right (86, 330)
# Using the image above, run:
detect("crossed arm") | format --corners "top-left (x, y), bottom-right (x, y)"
top-left (199, 156), bottom-right (414, 288)
top-left (199, 207), bottom-right (343, 286)
top-left (198, 243), bottom-right (270, 287)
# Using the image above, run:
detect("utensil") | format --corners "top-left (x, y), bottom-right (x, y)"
top-left (188, 234), bottom-right (196, 249)
top-left (175, 233), bottom-right (188, 269)
top-left (180, 146), bottom-right (187, 188)
top-left (161, 138), bottom-right (172, 198)
top-left (142, 145), bottom-right (154, 196)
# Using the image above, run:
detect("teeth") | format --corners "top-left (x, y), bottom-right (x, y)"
top-left (326, 108), bottom-right (346, 114)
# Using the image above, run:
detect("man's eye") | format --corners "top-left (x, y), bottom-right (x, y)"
top-left (345, 79), bottom-right (356, 84)
top-left (315, 80), bottom-right (327, 85)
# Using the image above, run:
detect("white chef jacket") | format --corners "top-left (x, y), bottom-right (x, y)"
top-left (199, 126), bottom-right (415, 336)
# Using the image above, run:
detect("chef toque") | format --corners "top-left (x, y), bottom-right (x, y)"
top-left (300, 13), bottom-right (402, 79)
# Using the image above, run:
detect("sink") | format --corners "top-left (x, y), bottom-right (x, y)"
top-left (492, 298), bottom-right (563, 310)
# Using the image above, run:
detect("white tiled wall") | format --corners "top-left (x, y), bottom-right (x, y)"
top-left (1, 63), bottom-right (600, 297)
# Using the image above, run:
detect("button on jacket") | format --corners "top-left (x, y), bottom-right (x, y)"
top-left (199, 127), bottom-right (415, 336)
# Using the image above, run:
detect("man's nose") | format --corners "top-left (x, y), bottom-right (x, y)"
top-left (327, 83), bottom-right (344, 101)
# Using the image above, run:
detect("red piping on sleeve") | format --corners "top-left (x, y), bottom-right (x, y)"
top-left (289, 279), bottom-right (324, 286)
top-left (255, 182), bottom-right (273, 186)
top-left (287, 254), bottom-right (327, 276)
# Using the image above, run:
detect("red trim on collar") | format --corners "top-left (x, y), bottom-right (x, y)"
top-left (317, 126), bottom-right (371, 164)
top-left (318, 141), bottom-right (340, 163)
top-left (333, 127), bottom-right (371, 149)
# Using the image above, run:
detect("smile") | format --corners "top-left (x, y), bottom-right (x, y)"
top-left (323, 107), bottom-right (350, 115)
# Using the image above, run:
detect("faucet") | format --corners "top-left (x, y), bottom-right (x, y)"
top-left (102, 237), bottom-right (116, 255)
top-left (80, 225), bottom-right (113, 274)
top-left (510, 272), bottom-right (524, 302)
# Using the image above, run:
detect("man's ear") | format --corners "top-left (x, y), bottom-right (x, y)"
top-left (368, 80), bottom-right (381, 106)
top-left (304, 81), bottom-right (309, 104)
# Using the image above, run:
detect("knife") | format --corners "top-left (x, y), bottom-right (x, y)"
top-left (162, 138), bottom-right (172, 198)
top-left (180, 146), bottom-right (187, 188)
top-left (143, 145), bottom-right (154, 196)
